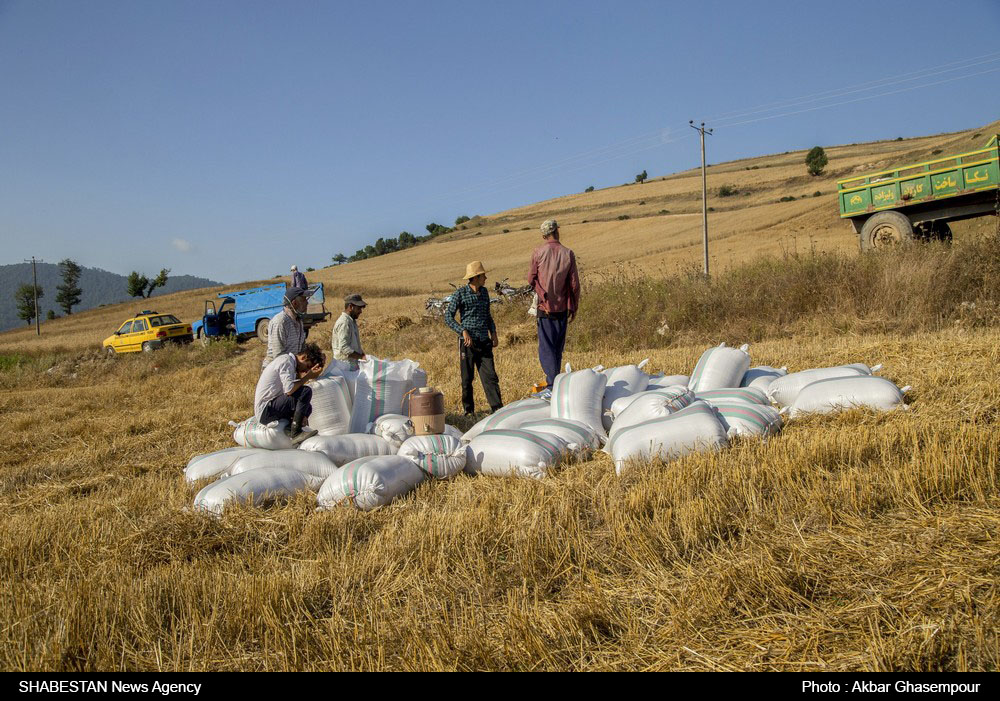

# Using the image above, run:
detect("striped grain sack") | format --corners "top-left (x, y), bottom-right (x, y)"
top-left (349, 357), bottom-right (427, 434)
top-left (609, 387), bottom-right (698, 439)
top-left (230, 416), bottom-right (294, 450)
top-left (604, 401), bottom-right (729, 475)
top-left (790, 375), bottom-right (910, 417)
top-left (600, 360), bottom-right (650, 430)
top-left (519, 418), bottom-right (603, 454)
top-left (767, 367), bottom-right (867, 407)
top-left (710, 401), bottom-right (783, 438)
top-left (647, 374), bottom-right (690, 390)
top-left (184, 447), bottom-right (265, 484)
top-left (465, 429), bottom-right (569, 480)
top-left (367, 413), bottom-right (414, 448)
top-left (695, 387), bottom-right (769, 406)
top-left (461, 398), bottom-right (551, 442)
top-left (550, 365), bottom-right (609, 439)
top-left (298, 433), bottom-right (396, 465)
top-left (193, 467), bottom-right (323, 515)
top-left (687, 343), bottom-right (751, 393)
top-left (227, 449), bottom-right (339, 480)
top-left (316, 455), bottom-right (426, 511)
top-left (308, 376), bottom-right (353, 436)
top-left (740, 365), bottom-right (788, 392)
top-left (397, 434), bottom-right (467, 478)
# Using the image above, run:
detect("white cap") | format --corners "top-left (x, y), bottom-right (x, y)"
top-left (290, 265), bottom-right (298, 272)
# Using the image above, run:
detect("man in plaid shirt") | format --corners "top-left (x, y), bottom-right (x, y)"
top-left (445, 261), bottom-right (503, 415)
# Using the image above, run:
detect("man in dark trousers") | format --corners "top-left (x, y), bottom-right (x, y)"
top-left (528, 219), bottom-right (581, 387)
top-left (445, 261), bottom-right (503, 416)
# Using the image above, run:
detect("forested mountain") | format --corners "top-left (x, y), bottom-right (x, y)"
top-left (0, 263), bottom-right (219, 331)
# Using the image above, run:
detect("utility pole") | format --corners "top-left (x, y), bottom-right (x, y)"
top-left (23, 257), bottom-right (43, 335)
top-left (689, 121), bottom-right (713, 276)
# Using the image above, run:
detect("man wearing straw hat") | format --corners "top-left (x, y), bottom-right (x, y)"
top-left (529, 219), bottom-right (580, 387)
top-left (444, 261), bottom-right (503, 416)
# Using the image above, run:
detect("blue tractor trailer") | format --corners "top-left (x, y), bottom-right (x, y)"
top-left (191, 283), bottom-right (330, 344)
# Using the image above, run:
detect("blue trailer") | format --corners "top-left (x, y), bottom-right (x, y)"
top-left (191, 283), bottom-right (330, 344)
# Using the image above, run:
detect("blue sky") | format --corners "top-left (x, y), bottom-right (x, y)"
top-left (2, 0), bottom-right (999, 283)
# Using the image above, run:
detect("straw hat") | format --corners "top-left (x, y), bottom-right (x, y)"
top-left (463, 261), bottom-right (487, 279)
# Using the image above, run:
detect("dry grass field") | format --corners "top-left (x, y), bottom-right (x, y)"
top-left (1, 122), bottom-right (999, 671)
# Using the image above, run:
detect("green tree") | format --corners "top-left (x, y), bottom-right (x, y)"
top-left (46, 309), bottom-right (57, 320)
top-left (147, 268), bottom-right (170, 297)
top-left (398, 231), bottom-right (417, 248)
top-left (332, 253), bottom-right (347, 264)
top-left (55, 258), bottom-right (83, 315)
top-left (635, 169), bottom-right (648, 185)
top-left (805, 146), bottom-right (828, 176)
top-left (127, 272), bottom-right (149, 298)
top-left (15, 283), bottom-right (43, 326)
top-left (585, 186), bottom-right (595, 193)
top-left (455, 215), bottom-right (471, 226)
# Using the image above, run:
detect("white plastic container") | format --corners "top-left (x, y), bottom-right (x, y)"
top-left (193, 467), bottom-right (323, 515)
top-left (790, 375), bottom-right (910, 417)
top-left (298, 433), bottom-right (395, 465)
top-left (465, 429), bottom-right (569, 480)
top-left (550, 365), bottom-right (609, 439)
top-left (687, 343), bottom-right (752, 393)
top-left (184, 447), bottom-right (264, 484)
top-left (397, 434), bottom-right (467, 479)
top-left (605, 401), bottom-right (729, 475)
top-left (462, 398), bottom-right (552, 442)
top-left (228, 449), bottom-right (339, 480)
top-left (317, 455), bottom-right (426, 511)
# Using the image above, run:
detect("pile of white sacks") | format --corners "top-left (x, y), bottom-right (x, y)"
top-left (185, 344), bottom-right (910, 514)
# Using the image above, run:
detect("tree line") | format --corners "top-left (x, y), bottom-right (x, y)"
top-left (331, 215), bottom-right (476, 265)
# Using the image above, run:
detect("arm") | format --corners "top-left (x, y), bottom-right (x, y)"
top-left (527, 250), bottom-right (540, 297)
top-left (568, 252), bottom-right (581, 321)
top-left (444, 292), bottom-right (464, 336)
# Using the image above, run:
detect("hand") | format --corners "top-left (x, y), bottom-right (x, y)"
top-left (462, 330), bottom-right (472, 348)
top-left (568, 310), bottom-right (576, 324)
top-left (490, 331), bottom-right (499, 348)
top-left (305, 363), bottom-right (323, 380)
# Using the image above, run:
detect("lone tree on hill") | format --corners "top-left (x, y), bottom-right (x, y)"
top-left (806, 146), bottom-right (828, 176)
top-left (127, 269), bottom-right (171, 298)
top-left (635, 169), bottom-right (648, 185)
top-left (454, 215), bottom-right (471, 226)
top-left (15, 283), bottom-right (43, 326)
top-left (55, 258), bottom-right (83, 315)
top-left (332, 253), bottom-right (347, 265)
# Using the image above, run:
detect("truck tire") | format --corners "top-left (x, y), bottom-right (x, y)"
top-left (255, 318), bottom-right (270, 344)
top-left (859, 211), bottom-right (914, 251)
top-left (197, 329), bottom-right (210, 347)
top-left (142, 342), bottom-right (153, 353)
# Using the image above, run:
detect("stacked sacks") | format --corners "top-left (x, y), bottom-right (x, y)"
top-left (551, 364), bottom-right (609, 439)
top-left (462, 398), bottom-right (551, 442)
top-left (605, 401), bottom-right (729, 475)
top-left (790, 376), bottom-right (910, 417)
top-left (465, 429), bottom-right (569, 480)
top-left (230, 416), bottom-right (294, 450)
top-left (397, 434), bottom-right (467, 479)
top-left (349, 357), bottom-right (427, 433)
top-left (367, 413), bottom-right (414, 448)
top-left (695, 387), bottom-right (769, 406)
top-left (298, 433), bottom-right (395, 465)
top-left (740, 366), bottom-right (788, 393)
top-left (227, 449), bottom-right (339, 480)
top-left (193, 467), bottom-right (323, 515)
top-left (647, 374), bottom-right (690, 390)
top-left (710, 401), bottom-right (783, 438)
top-left (609, 388), bottom-right (698, 439)
top-left (520, 418), bottom-right (602, 456)
top-left (768, 366), bottom-right (869, 408)
top-left (184, 447), bottom-right (264, 483)
top-left (688, 343), bottom-right (751, 393)
top-left (601, 360), bottom-right (650, 430)
top-left (317, 455), bottom-right (425, 511)
top-left (608, 385), bottom-right (695, 422)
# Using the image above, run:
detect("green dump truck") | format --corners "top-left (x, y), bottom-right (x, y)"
top-left (837, 135), bottom-right (998, 250)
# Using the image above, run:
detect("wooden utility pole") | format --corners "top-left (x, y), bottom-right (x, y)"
top-left (23, 256), bottom-right (43, 335)
top-left (689, 121), bottom-right (713, 275)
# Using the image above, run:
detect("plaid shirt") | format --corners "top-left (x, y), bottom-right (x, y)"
top-left (445, 284), bottom-right (496, 341)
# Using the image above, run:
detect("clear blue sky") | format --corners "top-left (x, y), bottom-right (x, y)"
top-left (2, 0), bottom-right (999, 283)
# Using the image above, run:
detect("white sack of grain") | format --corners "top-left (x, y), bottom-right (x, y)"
top-left (349, 357), bottom-right (427, 433)
top-left (790, 376), bottom-right (910, 417)
top-left (228, 449), bottom-right (338, 480)
top-left (608, 385), bottom-right (695, 421)
top-left (298, 433), bottom-right (395, 465)
top-left (184, 447), bottom-right (265, 484)
top-left (461, 398), bottom-right (551, 442)
top-left (711, 401), bottom-right (783, 438)
top-left (550, 365), bottom-right (609, 439)
top-left (839, 363), bottom-right (883, 375)
top-left (442, 424), bottom-right (465, 441)
top-left (601, 360), bottom-right (650, 430)
top-left (367, 413), bottom-right (414, 447)
top-left (316, 455), bottom-right (426, 511)
top-left (519, 418), bottom-right (603, 454)
top-left (767, 367), bottom-right (868, 407)
top-left (740, 365), bottom-right (788, 392)
top-left (308, 375), bottom-right (353, 436)
top-left (609, 387), bottom-right (699, 439)
top-left (230, 416), bottom-right (293, 450)
top-left (605, 401), bottom-right (729, 475)
top-left (647, 374), bottom-right (690, 391)
top-left (397, 434), bottom-right (467, 479)
top-left (319, 359), bottom-right (360, 402)
top-left (687, 343), bottom-right (752, 393)
top-left (465, 429), bottom-right (569, 480)
top-left (695, 387), bottom-right (770, 406)
top-left (193, 467), bottom-right (322, 515)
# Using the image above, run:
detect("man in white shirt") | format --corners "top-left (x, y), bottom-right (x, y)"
top-left (332, 293), bottom-right (367, 370)
top-left (262, 288), bottom-right (308, 369)
top-left (254, 342), bottom-right (325, 444)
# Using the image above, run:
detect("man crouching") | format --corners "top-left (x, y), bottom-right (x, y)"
top-left (254, 342), bottom-right (325, 445)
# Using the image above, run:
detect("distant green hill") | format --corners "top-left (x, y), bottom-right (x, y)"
top-left (0, 263), bottom-right (219, 331)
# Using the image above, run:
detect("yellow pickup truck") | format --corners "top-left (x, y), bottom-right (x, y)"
top-left (103, 311), bottom-right (194, 354)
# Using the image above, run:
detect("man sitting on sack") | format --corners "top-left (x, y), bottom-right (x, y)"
top-left (262, 287), bottom-right (308, 369)
top-left (255, 342), bottom-right (326, 444)
top-left (528, 219), bottom-right (580, 388)
top-left (332, 293), bottom-right (367, 370)
top-left (444, 261), bottom-right (503, 416)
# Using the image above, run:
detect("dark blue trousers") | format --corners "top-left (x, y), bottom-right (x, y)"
top-left (260, 385), bottom-right (313, 425)
top-left (537, 313), bottom-right (568, 386)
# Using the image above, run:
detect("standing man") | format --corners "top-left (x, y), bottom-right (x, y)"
top-left (445, 261), bottom-right (502, 416)
top-left (263, 288), bottom-right (308, 369)
top-left (255, 342), bottom-right (326, 444)
top-left (528, 220), bottom-right (580, 387)
top-left (290, 265), bottom-right (308, 290)
top-left (332, 293), bottom-right (367, 370)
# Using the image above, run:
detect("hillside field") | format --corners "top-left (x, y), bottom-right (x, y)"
top-left (1, 122), bottom-right (998, 671)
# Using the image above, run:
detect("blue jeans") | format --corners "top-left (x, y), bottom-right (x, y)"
top-left (260, 385), bottom-right (313, 425)
top-left (537, 313), bottom-right (568, 386)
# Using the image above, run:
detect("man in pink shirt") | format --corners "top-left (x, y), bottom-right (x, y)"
top-left (528, 219), bottom-right (581, 386)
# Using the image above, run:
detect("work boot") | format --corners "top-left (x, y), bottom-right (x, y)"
top-left (286, 419), bottom-right (317, 446)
